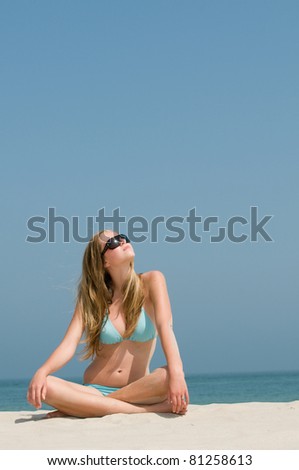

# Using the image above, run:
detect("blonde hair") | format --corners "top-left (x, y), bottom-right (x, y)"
top-left (76, 230), bottom-right (145, 360)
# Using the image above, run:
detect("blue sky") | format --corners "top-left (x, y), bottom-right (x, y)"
top-left (1, 0), bottom-right (298, 379)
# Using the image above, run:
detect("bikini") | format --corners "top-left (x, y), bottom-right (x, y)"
top-left (84, 307), bottom-right (157, 396)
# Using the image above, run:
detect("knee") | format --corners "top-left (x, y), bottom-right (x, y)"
top-left (44, 375), bottom-right (58, 401)
top-left (153, 365), bottom-right (169, 383)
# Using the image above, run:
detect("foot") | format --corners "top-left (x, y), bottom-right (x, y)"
top-left (151, 399), bottom-right (187, 415)
top-left (45, 409), bottom-right (69, 419)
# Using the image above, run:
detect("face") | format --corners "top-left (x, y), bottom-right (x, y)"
top-left (99, 230), bottom-right (135, 267)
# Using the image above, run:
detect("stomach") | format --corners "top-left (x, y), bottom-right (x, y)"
top-left (83, 338), bottom-right (157, 387)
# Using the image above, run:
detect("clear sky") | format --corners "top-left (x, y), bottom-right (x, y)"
top-left (1, 1), bottom-right (298, 379)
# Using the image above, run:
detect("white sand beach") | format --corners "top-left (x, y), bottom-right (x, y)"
top-left (1, 401), bottom-right (299, 450)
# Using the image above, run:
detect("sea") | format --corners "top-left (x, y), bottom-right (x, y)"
top-left (1, 370), bottom-right (299, 411)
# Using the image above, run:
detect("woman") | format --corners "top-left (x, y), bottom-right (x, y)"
top-left (27, 230), bottom-right (189, 417)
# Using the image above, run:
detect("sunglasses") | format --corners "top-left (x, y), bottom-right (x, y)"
top-left (101, 234), bottom-right (131, 257)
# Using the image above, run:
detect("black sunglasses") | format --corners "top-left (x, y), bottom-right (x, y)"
top-left (101, 234), bottom-right (130, 257)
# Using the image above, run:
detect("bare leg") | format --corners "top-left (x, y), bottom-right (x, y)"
top-left (108, 366), bottom-right (169, 405)
top-left (43, 376), bottom-right (178, 418)
top-left (46, 378), bottom-right (107, 418)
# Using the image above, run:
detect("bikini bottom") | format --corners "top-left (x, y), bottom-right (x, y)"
top-left (83, 383), bottom-right (121, 396)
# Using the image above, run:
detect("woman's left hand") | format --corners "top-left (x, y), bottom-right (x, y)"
top-left (167, 373), bottom-right (189, 414)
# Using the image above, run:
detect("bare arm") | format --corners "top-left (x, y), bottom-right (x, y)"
top-left (37, 301), bottom-right (84, 375)
top-left (148, 270), bottom-right (189, 412)
top-left (27, 301), bottom-right (84, 408)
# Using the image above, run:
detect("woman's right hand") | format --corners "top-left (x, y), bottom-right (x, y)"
top-left (27, 369), bottom-right (48, 409)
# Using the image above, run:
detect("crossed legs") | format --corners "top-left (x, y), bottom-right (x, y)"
top-left (43, 366), bottom-right (185, 418)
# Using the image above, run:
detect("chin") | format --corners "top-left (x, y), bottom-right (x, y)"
top-left (126, 249), bottom-right (135, 259)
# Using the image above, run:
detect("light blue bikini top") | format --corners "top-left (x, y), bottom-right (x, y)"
top-left (100, 307), bottom-right (157, 344)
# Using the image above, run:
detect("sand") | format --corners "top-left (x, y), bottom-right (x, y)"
top-left (1, 401), bottom-right (299, 450)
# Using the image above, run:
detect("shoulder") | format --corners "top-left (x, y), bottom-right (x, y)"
top-left (140, 270), bottom-right (166, 284)
top-left (139, 270), bottom-right (167, 296)
top-left (140, 271), bottom-right (171, 318)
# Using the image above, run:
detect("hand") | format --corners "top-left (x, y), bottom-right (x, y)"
top-left (27, 369), bottom-right (48, 409)
top-left (167, 373), bottom-right (189, 414)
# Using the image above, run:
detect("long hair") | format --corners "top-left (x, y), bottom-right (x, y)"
top-left (76, 230), bottom-right (145, 360)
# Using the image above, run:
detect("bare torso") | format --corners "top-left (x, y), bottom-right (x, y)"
top-left (83, 273), bottom-right (157, 387)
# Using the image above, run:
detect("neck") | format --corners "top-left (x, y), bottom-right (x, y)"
top-left (107, 263), bottom-right (133, 301)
